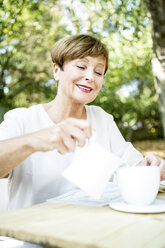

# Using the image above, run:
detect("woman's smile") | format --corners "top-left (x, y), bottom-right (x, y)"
top-left (76, 84), bottom-right (93, 93)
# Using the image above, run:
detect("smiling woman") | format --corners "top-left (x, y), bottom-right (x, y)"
top-left (53, 55), bottom-right (106, 106)
top-left (0, 34), bottom-right (164, 214)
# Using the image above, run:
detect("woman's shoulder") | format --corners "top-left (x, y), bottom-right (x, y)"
top-left (86, 105), bottom-right (114, 121)
top-left (4, 104), bottom-right (41, 120)
top-left (2, 104), bottom-right (43, 135)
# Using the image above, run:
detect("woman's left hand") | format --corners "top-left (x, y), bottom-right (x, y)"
top-left (140, 152), bottom-right (165, 181)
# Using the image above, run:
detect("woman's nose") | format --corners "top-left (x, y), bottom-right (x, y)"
top-left (84, 69), bottom-right (94, 81)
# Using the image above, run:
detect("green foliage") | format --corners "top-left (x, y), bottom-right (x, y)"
top-left (0, 0), bottom-right (163, 140)
top-left (0, 0), bottom-right (68, 109)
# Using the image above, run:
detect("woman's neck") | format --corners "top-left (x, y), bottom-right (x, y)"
top-left (43, 97), bottom-right (87, 124)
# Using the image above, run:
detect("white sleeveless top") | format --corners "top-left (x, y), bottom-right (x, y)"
top-left (0, 104), bottom-right (143, 210)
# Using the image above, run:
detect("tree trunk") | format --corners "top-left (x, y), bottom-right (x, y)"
top-left (145, 0), bottom-right (165, 139)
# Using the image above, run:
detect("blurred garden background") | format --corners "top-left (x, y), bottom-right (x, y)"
top-left (0, 0), bottom-right (165, 157)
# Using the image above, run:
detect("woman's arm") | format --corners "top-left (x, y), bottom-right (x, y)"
top-left (0, 134), bottom-right (35, 177)
top-left (0, 118), bottom-right (92, 178)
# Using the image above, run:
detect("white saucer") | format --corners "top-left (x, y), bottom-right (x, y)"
top-left (109, 198), bottom-right (165, 213)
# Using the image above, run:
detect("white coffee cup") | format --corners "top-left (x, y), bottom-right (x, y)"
top-left (117, 166), bottom-right (160, 206)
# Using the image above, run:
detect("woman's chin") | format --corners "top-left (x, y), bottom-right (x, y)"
top-left (74, 94), bottom-right (96, 105)
top-left (75, 98), bottom-right (93, 105)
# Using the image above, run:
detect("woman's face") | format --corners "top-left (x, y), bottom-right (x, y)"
top-left (54, 55), bottom-right (106, 105)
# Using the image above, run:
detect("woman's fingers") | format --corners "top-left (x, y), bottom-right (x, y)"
top-left (58, 118), bottom-right (92, 148)
top-left (145, 152), bottom-right (161, 166)
top-left (143, 152), bottom-right (165, 181)
top-left (61, 133), bottom-right (77, 153)
top-left (66, 118), bottom-right (92, 139)
top-left (159, 159), bottom-right (165, 181)
top-left (33, 118), bottom-right (92, 154)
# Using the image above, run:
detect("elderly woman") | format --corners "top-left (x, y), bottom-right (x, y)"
top-left (0, 34), bottom-right (165, 211)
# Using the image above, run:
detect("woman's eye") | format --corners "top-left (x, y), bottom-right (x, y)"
top-left (76, 66), bottom-right (85, 70)
top-left (95, 71), bottom-right (102, 76)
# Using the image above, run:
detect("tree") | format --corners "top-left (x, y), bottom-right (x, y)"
top-left (145, 0), bottom-right (165, 139)
top-left (0, 0), bottom-right (68, 120)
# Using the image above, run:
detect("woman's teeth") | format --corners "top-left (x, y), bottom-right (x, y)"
top-left (77, 85), bottom-right (92, 92)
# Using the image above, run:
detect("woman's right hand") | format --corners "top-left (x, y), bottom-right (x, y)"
top-left (0, 118), bottom-right (92, 177)
top-left (32, 118), bottom-right (92, 154)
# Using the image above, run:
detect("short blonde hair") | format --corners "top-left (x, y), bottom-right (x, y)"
top-left (51, 34), bottom-right (109, 74)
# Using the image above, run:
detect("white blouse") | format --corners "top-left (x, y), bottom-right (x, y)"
top-left (0, 104), bottom-right (143, 210)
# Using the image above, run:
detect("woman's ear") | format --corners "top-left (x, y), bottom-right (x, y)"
top-left (53, 63), bottom-right (60, 81)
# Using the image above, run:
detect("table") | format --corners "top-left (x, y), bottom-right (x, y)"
top-left (0, 193), bottom-right (165, 248)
